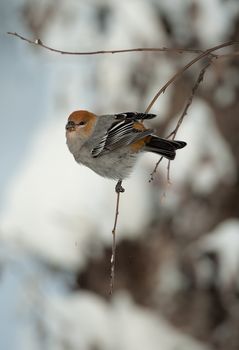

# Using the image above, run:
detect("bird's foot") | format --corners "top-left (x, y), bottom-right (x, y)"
top-left (115, 180), bottom-right (125, 193)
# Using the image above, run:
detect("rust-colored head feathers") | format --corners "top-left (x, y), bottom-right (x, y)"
top-left (68, 110), bottom-right (96, 124)
top-left (66, 110), bottom-right (97, 136)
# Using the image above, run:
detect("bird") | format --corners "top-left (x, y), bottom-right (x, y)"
top-left (65, 110), bottom-right (187, 192)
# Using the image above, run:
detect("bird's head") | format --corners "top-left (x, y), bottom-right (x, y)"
top-left (66, 110), bottom-right (97, 140)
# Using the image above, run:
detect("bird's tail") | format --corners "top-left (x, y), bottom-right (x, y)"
top-left (145, 135), bottom-right (187, 160)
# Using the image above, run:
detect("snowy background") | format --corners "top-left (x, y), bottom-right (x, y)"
top-left (0, 1), bottom-right (239, 349)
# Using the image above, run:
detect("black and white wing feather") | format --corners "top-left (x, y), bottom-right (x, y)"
top-left (114, 112), bottom-right (157, 120)
top-left (91, 119), bottom-right (153, 157)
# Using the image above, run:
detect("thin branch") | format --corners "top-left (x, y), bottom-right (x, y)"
top-left (149, 156), bottom-right (163, 183)
top-left (167, 61), bottom-right (212, 140)
top-left (7, 31), bottom-right (207, 56)
top-left (166, 61), bottom-right (211, 182)
top-left (167, 161), bottom-right (172, 184)
top-left (150, 61), bottom-right (212, 182)
top-left (7, 33), bottom-right (238, 115)
top-left (109, 188), bottom-right (122, 295)
top-left (10, 31), bottom-right (238, 63)
top-left (144, 40), bottom-right (238, 113)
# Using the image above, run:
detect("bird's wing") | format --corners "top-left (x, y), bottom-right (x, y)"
top-left (91, 118), bottom-right (153, 157)
top-left (114, 112), bottom-right (157, 120)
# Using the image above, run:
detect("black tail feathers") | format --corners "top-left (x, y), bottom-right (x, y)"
top-left (145, 136), bottom-right (187, 160)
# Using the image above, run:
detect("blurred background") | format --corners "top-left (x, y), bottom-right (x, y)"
top-left (1, 0), bottom-right (239, 349)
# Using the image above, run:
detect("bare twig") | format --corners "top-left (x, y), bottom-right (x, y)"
top-left (149, 156), bottom-right (163, 183)
top-left (109, 187), bottom-right (122, 295)
top-left (9, 31), bottom-right (238, 65)
top-left (146, 43), bottom-right (238, 182)
top-left (166, 161), bottom-right (172, 184)
top-left (167, 61), bottom-right (211, 140)
top-left (166, 61), bottom-right (212, 182)
top-left (144, 41), bottom-right (238, 113)
top-left (7, 31), bottom-right (207, 56)
top-left (150, 61), bottom-right (212, 182)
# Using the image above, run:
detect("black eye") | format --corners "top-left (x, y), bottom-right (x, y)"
top-left (77, 121), bottom-right (86, 126)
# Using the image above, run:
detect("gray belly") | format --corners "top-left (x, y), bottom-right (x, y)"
top-left (77, 147), bottom-right (138, 180)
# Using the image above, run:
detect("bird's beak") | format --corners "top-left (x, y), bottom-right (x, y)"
top-left (65, 121), bottom-right (75, 131)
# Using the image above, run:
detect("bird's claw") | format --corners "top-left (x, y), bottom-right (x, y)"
top-left (115, 180), bottom-right (125, 193)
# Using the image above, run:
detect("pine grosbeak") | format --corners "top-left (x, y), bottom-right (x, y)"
top-left (66, 110), bottom-right (186, 192)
